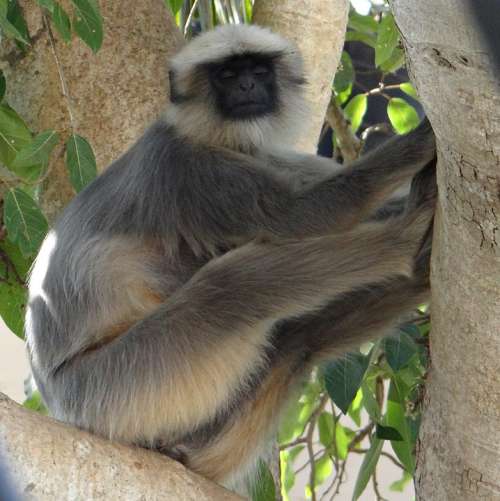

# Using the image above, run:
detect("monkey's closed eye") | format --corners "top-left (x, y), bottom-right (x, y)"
top-left (219, 69), bottom-right (237, 80)
top-left (253, 65), bottom-right (270, 76)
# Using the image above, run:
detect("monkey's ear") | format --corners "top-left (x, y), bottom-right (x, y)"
top-left (168, 70), bottom-right (187, 104)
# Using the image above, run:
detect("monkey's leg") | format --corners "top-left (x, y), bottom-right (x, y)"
top-left (180, 276), bottom-right (430, 485)
top-left (175, 165), bottom-right (437, 485)
top-left (274, 276), bottom-right (429, 364)
top-left (182, 229), bottom-right (433, 483)
top-left (49, 205), bottom-right (431, 448)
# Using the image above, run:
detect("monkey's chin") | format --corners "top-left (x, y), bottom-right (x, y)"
top-left (228, 102), bottom-right (271, 120)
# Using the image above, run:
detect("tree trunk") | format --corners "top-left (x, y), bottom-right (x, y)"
top-left (391, 1), bottom-right (500, 499)
top-left (253, 0), bottom-right (349, 152)
top-left (0, 393), bottom-right (242, 501)
top-left (1, 0), bottom-right (182, 219)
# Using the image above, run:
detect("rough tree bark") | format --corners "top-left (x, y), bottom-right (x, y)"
top-left (1, 0), bottom-right (182, 219)
top-left (391, 1), bottom-right (500, 499)
top-left (253, 0), bottom-right (349, 152)
top-left (0, 393), bottom-right (242, 500)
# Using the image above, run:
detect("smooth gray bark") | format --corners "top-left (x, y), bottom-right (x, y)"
top-left (253, 0), bottom-right (349, 152)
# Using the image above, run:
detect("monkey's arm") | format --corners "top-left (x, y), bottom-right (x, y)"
top-left (273, 160), bottom-right (435, 364)
top-left (267, 118), bottom-right (436, 233)
top-left (175, 119), bottom-right (435, 250)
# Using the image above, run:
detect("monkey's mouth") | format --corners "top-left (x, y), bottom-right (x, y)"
top-left (230, 101), bottom-right (269, 118)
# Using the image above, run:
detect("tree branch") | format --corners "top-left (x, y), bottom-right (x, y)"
top-left (0, 393), bottom-right (241, 501)
top-left (325, 99), bottom-right (362, 163)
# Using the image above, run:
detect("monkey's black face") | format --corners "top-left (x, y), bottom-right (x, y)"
top-left (206, 54), bottom-right (278, 120)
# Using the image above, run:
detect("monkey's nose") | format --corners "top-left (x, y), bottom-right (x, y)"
top-left (238, 76), bottom-right (255, 92)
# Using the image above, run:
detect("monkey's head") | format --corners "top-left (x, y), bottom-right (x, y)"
top-left (166, 24), bottom-right (309, 152)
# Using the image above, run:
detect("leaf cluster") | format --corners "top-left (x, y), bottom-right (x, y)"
top-left (0, 3), bottom-right (99, 339)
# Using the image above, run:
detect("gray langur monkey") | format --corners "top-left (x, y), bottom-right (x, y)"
top-left (26, 24), bottom-right (437, 491)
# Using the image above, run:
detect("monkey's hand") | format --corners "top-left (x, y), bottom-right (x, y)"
top-left (406, 158), bottom-right (438, 289)
top-left (398, 116), bottom-right (436, 165)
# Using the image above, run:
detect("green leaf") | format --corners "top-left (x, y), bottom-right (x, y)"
top-left (345, 30), bottom-right (377, 48)
top-left (390, 471), bottom-right (412, 492)
top-left (318, 412), bottom-right (334, 447)
top-left (400, 82), bottom-right (418, 100)
top-left (335, 83), bottom-right (352, 106)
top-left (280, 446), bottom-right (303, 500)
top-left (65, 133), bottom-right (97, 192)
top-left (314, 454), bottom-right (333, 485)
top-left (244, 0), bottom-right (252, 22)
top-left (344, 94), bottom-right (367, 134)
top-left (279, 382), bottom-right (320, 444)
top-left (386, 380), bottom-right (416, 473)
top-left (279, 396), bottom-right (305, 444)
top-left (0, 103), bottom-right (32, 167)
top-left (384, 330), bottom-right (419, 371)
top-left (4, 188), bottom-right (49, 257)
top-left (0, 69), bottom-right (6, 101)
top-left (324, 352), bottom-right (369, 414)
top-left (280, 447), bottom-right (303, 500)
top-left (0, 0), bottom-right (30, 45)
top-left (9, 0), bottom-right (30, 43)
top-left (387, 98), bottom-right (420, 134)
top-left (375, 13), bottom-right (400, 68)
top-left (249, 460), bottom-right (275, 501)
top-left (348, 388), bottom-right (363, 426)
top-left (379, 47), bottom-right (405, 74)
top-left (166, 0), bottom-right (183, 17)
top-left (361, 382), bottom-right (381, 422)
top-left (23, 390), bottom-right (47, 413)
top-left (348, 11), bottom-right (378, 34)
top-left (376, 424), bottom-right (403, 441)
top-left (335, 423), bottom-right (352, 460)
top-left (37, 0), bottom-right (55, 12)
top-left (334, 51), bottom-right (354, 93)
top-left (352, 437), bottom-right (383, 500)
top-left (52, 2), bottom-right (72, 42)
top-left (0, 239), bottom-right (30, 338)
top-left (71, 0), bottom-right (103, 53)
top-left (0, 238), bottom-right (31, 278)
top-left (418, 320), bottom-right (430, 337)
top-left (12, 130), bottom-right (59, 169)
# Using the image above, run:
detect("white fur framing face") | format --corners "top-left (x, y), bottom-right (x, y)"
top-left (165, 24), bottom-right (310, 153)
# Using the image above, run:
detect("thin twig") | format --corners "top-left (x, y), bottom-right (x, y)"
top-left (279, 437), bottom-right (307, 451)
top-left (305, 393), bottom-right (329, 501)
top-left (350, 448), bottom-right (405, 470)
top-left (372, 467), bottom-right (388, 501)
top-left (319, 458), bottom-right (346, 500)
top-left (348, 421), bottom-right (375, 451)
top-left (294, 448), bottom-right (324, 476)
top-left (184, 0), bottom-right (201, 36)
top-left (44, 15), bottom-right (76, 131)
top-left (325, 99), bottom-right (362, 163)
